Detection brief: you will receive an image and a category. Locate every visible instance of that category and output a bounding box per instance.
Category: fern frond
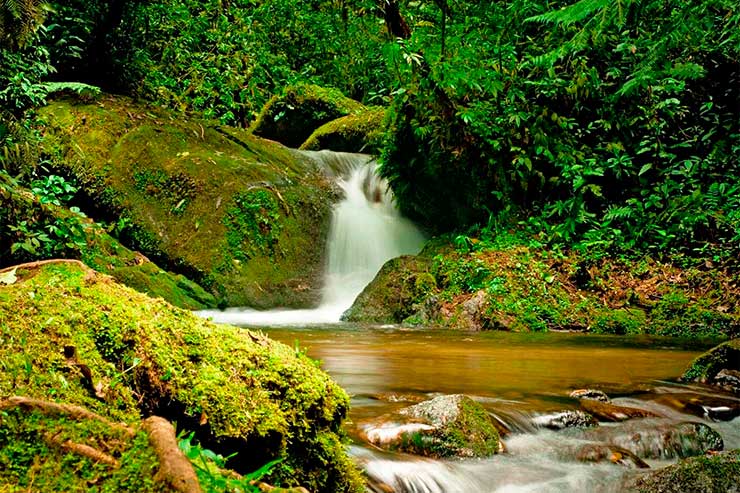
[525,0,612,26]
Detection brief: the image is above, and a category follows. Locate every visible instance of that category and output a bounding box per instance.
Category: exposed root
[43,432,120,467]
[143,416,203,493]
[0,396,135,437]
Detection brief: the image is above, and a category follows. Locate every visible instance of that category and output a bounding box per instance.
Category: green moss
[629,449,740,493]
[650,290,737,338]
[592,308,646,335]
[299,106,386,153]
[682,338,740,382]
[0,409,166,493]
[250,84,367,148]
[39,95,335,308]
[0,262,362,492]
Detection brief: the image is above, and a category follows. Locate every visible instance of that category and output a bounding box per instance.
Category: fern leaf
[525,0,611,26]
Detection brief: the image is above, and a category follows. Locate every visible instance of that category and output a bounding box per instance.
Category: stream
[197,152,739,492]
[256,326,739,493]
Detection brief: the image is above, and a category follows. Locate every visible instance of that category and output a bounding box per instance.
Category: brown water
[251,326,739,493]
[258,326,709,423]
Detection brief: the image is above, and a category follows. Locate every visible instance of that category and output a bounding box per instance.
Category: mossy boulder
[250,84,366,148]
[360,395,501,458]
[300,106,386,153]
[0,262,363,492]
[39,95,336,308]
[0,174,215,309]
[341,255,434,324]
[682,338,740,393]
[625,449,740,493]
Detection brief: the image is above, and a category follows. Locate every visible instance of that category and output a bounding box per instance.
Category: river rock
[531,410,598,430]
[651,392,740,421]
[580,398,659,422]
[624,449,740,493]
[578,421,724,460]
[682,339,740,394]
[713,369,740,395]
[360,395,502,458]
[40,96,336,308]
[438,290,491,331]
[569,389,611,402]
[342,255,435,324]
[574,443,650,469]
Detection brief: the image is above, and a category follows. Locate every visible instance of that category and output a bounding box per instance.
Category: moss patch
[300,106,386,153]
[249,84,367,148]
[39,95,335,308]
[0,174,215,309]
[0,262,363,492]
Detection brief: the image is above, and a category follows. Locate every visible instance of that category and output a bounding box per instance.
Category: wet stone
[651,392,740,422]
[574,443,650,469]
[713,369,740,395]
[580,399,659,422]
[569,389,611,402]
[531,410,598,430]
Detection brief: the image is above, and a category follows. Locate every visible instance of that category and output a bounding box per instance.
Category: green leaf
[638,163,653,176]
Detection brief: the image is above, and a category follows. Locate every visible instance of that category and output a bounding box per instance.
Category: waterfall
[198,151,425,325]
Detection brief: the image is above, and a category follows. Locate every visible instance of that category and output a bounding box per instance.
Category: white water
[198,152,425,325]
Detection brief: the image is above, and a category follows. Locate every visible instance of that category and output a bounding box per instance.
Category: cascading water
[197,151,425,325]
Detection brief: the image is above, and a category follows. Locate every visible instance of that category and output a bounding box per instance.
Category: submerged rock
[651,392,740,421]
[531,410,598,430]
[574,443,650,469]
[250,83,366,148]
[360,395,501,458]
[713,369,740,395]
[580,398,660,422]
[625,449,740,493]
[0,262,363,492]
[578,421,724,460]
[569,389,611,402]
[40,96,335,308]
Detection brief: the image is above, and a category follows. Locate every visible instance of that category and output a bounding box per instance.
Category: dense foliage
[380,0,740,259]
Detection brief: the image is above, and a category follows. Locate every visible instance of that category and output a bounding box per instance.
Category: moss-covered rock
[0,174,215,309]
[625,449,740,493]
[250,84,366,148]
[341,255,434,324]
[299,106,386,153]
[344,234,740,337]
[39,95,336,308]
[0,262,363,492]
[359,395,501,458]
[681,338,740,392]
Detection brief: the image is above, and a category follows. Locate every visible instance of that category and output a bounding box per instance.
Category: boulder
[250,84,366,148]
[40,96,336,308]
[360,395,501,458]
[578,421,724,460]
[342,255,435,324]
[624,449,740,493]
[713,369,740,395]
[0,262,363,492]
[300,106,386,153]
[651,392,740,421]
